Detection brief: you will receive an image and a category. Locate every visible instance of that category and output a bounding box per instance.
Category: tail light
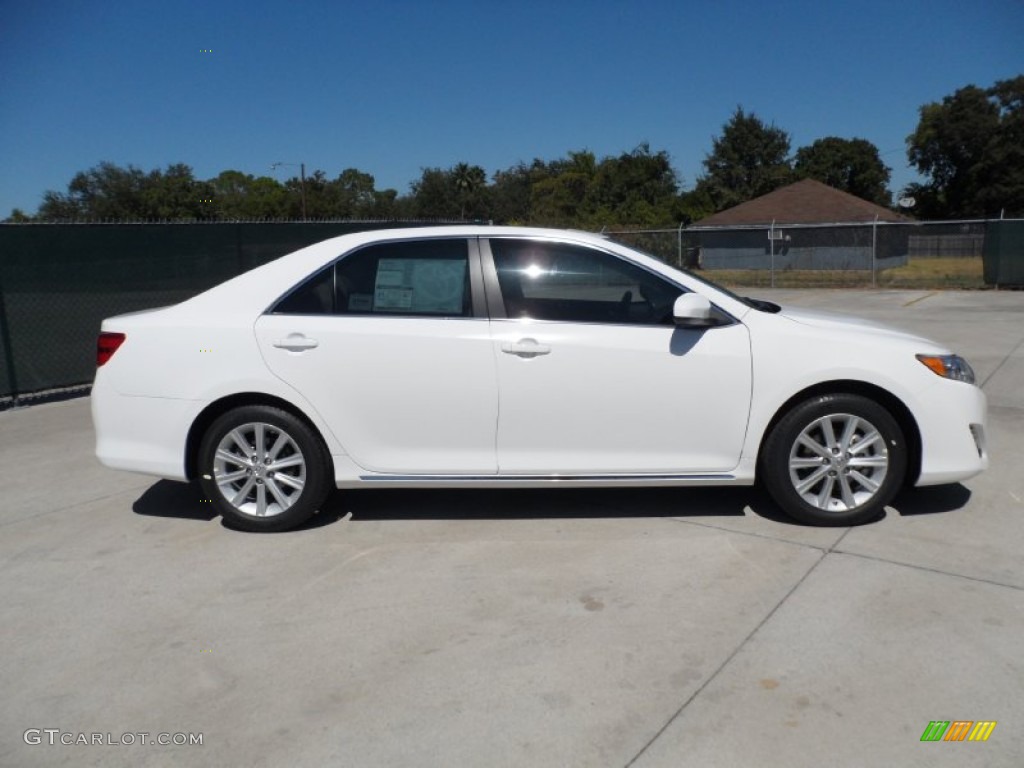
[97,332,126,367]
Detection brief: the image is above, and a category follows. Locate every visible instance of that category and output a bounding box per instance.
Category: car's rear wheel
[761,394,906,526]
[198,405,332,532]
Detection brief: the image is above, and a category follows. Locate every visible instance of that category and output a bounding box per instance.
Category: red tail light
[97,332,126,367]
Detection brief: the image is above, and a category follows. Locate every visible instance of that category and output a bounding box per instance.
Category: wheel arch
[756,380,922,487]
[185,393,334,481]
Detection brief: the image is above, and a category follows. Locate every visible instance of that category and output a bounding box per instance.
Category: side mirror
[672,293,718,328]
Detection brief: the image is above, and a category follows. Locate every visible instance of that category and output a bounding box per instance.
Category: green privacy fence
[0,221,445,406]
[983,220,1024,286]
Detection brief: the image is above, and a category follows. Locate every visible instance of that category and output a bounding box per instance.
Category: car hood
[776,305,944,349]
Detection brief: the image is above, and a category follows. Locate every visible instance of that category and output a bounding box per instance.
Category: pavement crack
[981,333,1024,389]
[829,548,1023,591]
[623,549,829,768]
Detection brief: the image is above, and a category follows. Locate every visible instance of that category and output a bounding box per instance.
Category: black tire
[197,405,332,532]
[761,393,906,526]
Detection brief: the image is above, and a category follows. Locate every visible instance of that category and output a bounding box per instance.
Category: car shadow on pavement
[130,479,973,532]
[890,483,972,517]
[325,485,795,525]
[132,480,219,523]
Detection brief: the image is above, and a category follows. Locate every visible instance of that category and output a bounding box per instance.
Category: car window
[272,264,335,315]
[490,239,683,325]
[273,239,472,317]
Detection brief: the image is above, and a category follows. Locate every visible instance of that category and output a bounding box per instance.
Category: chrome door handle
[273,335,319,351]
[501,338,551,358]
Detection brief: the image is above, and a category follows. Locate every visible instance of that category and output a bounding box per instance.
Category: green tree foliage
[696,107,793,212]
[530,150,598,226]
[3,208,33,223]
[410,164,489,220]
[906,76,1024,218]
[794,137,892,206]
[38,162,214,220]
[32,162,401,221]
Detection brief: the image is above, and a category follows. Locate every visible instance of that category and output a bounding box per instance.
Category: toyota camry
[92,227,988,531]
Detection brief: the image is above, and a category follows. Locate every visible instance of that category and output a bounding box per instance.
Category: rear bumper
[91,375,200,481]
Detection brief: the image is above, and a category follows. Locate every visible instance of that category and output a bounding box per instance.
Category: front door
[485,237,752,474]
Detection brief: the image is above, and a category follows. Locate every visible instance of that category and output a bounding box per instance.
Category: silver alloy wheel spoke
[216,448,248,467]
[848,431,881,454]
[838,474,856,507]
[218,468,249,483]
[231,476,257,506]
[272,472,305,492]
[229,428,252,457]
[265,477,290,508]
[268,432,289,461]
[798,434,832,459]
[796,466,830,493]
[789,412,889,513]
[269,455,304,470]
[212,422,306,518]
[848,455,888,468]
[850,469,879,492]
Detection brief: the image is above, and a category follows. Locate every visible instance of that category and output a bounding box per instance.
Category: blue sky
[1,0,1022,217]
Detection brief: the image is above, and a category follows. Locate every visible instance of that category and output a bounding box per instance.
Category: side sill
[341,473,746,489]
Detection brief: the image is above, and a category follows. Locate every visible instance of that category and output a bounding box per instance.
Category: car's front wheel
[761,393,907,526]
[197,405,332,532]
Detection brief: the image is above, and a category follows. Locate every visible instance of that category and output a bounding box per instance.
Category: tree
[906,76,1024,218]
[529,150,597,226]
[590,144,680,226]
[490,162,538,224]
[3,208,33,223]
[410,163,489,220]
[794,137,891,206]
[451,163,487,219]
[695,107,793,212]
[37,162,210,220]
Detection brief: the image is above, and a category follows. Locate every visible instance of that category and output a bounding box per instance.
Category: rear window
[272,239,471,317]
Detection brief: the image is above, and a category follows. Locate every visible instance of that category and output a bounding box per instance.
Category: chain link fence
[0,221,449,408]
[2,218,1021,409]
[605,219,1023,290]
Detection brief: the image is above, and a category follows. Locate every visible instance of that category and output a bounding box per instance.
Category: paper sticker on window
[374,258,466,313]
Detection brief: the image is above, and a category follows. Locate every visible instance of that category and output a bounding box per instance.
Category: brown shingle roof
[693,179,906,226]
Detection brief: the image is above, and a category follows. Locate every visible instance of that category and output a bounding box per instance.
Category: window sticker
[348,293,373,311]
[374,258,466,313]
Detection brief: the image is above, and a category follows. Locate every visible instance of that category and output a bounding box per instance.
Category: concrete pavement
[1,289,1022,767]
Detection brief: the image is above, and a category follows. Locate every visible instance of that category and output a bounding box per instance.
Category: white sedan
[92,227,988,531]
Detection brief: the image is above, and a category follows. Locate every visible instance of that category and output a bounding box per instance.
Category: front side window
[490,239,682,324]
[273,238,471,317]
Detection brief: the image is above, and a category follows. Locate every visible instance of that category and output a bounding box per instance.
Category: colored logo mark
[920,720,996,742]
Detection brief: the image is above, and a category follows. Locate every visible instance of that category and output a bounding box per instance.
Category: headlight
[916,354,976,384]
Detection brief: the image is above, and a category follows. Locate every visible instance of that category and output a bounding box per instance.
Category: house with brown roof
[690,179,909,271]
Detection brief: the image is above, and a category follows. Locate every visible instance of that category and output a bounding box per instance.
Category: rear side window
[272,238,472,317]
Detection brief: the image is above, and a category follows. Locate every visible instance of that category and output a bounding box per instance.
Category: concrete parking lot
[1,289,1022,767]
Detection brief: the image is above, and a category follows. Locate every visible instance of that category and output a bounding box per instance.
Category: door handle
[501,338,551,358]
[273,335,319,351]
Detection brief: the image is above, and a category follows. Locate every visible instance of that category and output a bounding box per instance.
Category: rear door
[255,237,499,474]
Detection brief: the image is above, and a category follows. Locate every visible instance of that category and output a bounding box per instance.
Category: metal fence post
[769,219,776,289]
[0,271,19,404]
[871,215,878,288]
